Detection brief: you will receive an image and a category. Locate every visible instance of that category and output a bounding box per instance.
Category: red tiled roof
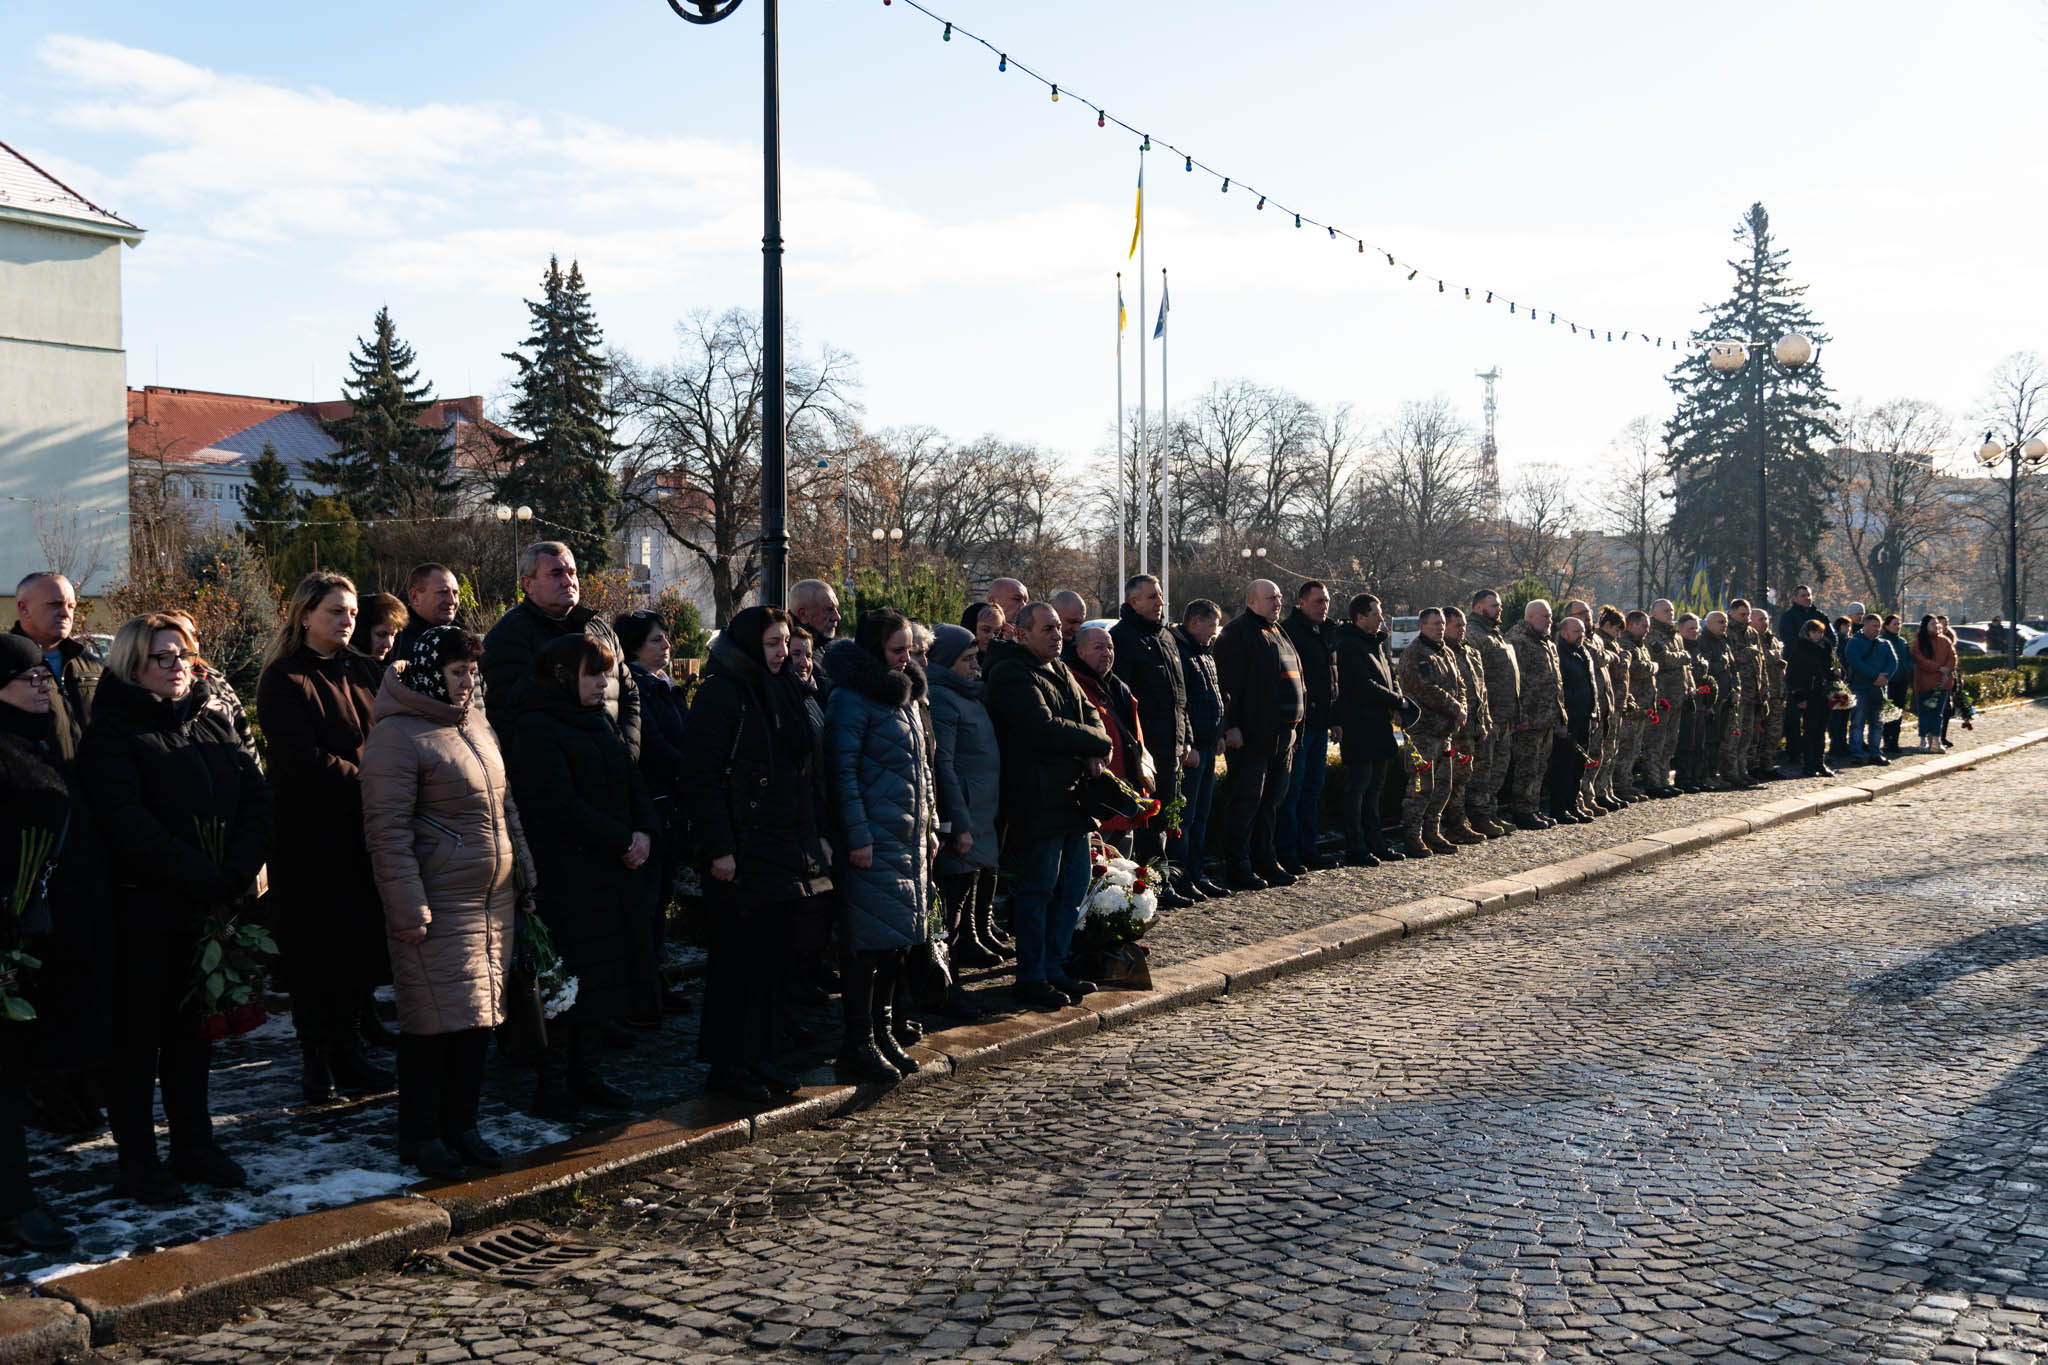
[127,386,512,473]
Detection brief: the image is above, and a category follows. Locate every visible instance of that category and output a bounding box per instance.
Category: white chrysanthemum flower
[1108,857,1140,874]
[1132,892,1157,921]
[1103,869,1135,890]
[1091,889,1126,914]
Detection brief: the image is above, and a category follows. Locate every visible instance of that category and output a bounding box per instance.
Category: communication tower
[1476,366,1500,517]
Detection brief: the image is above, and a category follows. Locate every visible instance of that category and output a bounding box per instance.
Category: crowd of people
[0,554,1980,1254]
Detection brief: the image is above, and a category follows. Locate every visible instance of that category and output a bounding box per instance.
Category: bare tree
[1963,352,2048,620]
[1598,415,1677,606]
[1501,462,1581,590]
[1290,403,1361,562]
[31,500,110,593]
[615,309,859,625]
[1369,396,1487,606]
[1831,398,1952,612]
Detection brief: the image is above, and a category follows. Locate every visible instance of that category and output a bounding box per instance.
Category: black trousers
[396,1028,490,1148]
[1546,720,1590,813]
[698,898,794,1068]
[106,1014,213,1164]
[1341,749,1389,855]
[1221,728,1297,871]
[1791,696,1828,773]
[1827,705,1852,760]
[0,1066,29,1219]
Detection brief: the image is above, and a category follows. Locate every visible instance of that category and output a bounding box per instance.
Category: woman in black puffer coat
[682,606,833,1102]
[80,614,272,1206]
[511,633,660,1123]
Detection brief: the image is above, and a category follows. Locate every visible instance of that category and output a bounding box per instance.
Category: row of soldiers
[1391,592,1787,855]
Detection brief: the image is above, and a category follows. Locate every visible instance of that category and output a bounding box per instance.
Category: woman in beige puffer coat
[360,626,534,1180]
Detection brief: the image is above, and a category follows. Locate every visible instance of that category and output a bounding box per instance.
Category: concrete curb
[20,721,2047,1356]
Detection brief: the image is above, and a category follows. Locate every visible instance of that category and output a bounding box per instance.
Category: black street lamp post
[1975,431,2048,669]
[1706,333,1814,608]
[665,0,788,607]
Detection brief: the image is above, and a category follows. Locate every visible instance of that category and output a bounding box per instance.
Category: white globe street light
[494,504,513,522]
[1707,340,1749,374]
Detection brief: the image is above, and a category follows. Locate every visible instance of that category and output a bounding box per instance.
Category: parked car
[2024,634,2048,658]
[1956,622,2040,654]
[1388,615,1422,655]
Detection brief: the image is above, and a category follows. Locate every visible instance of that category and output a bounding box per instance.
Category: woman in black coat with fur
[512,634,661,1123]
[682,606,833,1102]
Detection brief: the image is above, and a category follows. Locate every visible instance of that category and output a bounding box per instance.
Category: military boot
[1422,819,1458,855]
[1441,812,1487,846]
[1399,824,1432,859]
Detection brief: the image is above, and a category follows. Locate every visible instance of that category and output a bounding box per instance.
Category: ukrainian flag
[1128,166,1142,259]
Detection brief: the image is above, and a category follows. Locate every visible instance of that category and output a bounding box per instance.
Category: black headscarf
[724,606,815,768]
[404,625,468,706]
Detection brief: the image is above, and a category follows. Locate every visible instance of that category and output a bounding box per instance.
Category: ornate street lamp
[1976,431,2048,667]
[665,0,789,607]
[1706,333,1814,606]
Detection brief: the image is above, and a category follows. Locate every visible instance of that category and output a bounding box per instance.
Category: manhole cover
[425,1222,617,1285]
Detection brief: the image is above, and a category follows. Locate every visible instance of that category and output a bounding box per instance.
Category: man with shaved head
[987,579,1029,636]
[1212,579,1306,890]
[1049,590,1090,644]
[11,571,101,761]
[1639,598,1693,796]
[1502,599,1566,829]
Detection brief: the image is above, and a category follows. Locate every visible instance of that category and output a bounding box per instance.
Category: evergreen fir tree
[494,257,620,567]
[305,306,458,521]
[235,441,301,564]
[1663,202,1840,597]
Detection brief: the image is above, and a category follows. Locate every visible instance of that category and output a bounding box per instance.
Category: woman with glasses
[257,574,390,1104]
[0,637,113,1249]
[79,615,272,1204]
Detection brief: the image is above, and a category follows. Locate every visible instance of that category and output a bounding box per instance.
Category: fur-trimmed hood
[822,638,926,711]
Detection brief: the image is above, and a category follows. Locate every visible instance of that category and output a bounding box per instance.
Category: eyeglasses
[12,671,53,689]
[147,649,198,670]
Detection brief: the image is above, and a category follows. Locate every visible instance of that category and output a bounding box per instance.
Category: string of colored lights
[880,0,1703,353]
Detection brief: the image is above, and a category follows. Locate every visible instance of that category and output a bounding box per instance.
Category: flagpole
[1137,148,1148,578]
[1159,265,1169,611]
[1116,272,1125,592]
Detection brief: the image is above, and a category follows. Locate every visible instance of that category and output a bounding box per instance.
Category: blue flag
[1153,277,1170,340]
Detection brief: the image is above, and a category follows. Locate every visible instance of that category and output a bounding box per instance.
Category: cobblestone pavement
[94,730,2048,1363]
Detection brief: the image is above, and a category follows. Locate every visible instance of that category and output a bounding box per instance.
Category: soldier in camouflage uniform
[1464,590,1520,837]
[1505,600,1567,829]
[1641,601,1691,796]
[1724,598,1768,789]
[1613,610,1655,799]
[1677,613,1715,790]
[1697,611,1745,789]
[1593,607,1634,807]
[1441,606,1491,844]
[1753,609,1788,778]
[1395,608,1467,856]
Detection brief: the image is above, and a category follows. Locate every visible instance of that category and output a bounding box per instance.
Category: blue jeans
[1851,688,1885,757]
[1273,726,1328,861]
[1008,831,1092,985]
[1914,689,1945,740]
[1169,748,1219,882]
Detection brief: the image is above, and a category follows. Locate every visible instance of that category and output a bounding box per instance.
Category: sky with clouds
[3,0,2043,483]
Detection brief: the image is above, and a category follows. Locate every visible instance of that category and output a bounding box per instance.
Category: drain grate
[425,1222,617,1286]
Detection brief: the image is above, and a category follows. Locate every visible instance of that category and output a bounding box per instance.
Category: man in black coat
[984,602,1112,1010]
[1776,584,1828,761]
[1783,619,1836,777]
[1109,573,1194,906]
[10,572,102,763]
[1333,593,1417,866]
[483,541,641,766]
[1212,579,1306,891]
[1276,581,1339,873]
[1171,600,1229,899]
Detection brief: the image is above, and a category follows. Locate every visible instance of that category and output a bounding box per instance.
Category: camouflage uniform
[1594,627,1632,803]
[1396,634,1466,851]
[1466,613,1521,826]
[1695,627,1743,785]
[1642,616,1692,791]
[1727,619,1767,784]
[1615,629,1655,796]
[1446,636,1491,841]
[1578,628,1613,810]
[1678,634,1718,788]
[1753,621,1788,777]
[1505,619,1567,817]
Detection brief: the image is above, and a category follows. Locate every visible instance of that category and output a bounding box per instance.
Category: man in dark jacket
[391,563,463,663]
[1109,574,1195,906]
[1783,619,1836,777]
[984,602,1112,1010]
[11,572,101,763]
[483,541,641,765]
[1212,579,1306,890]
[1275,581,1339,873]
[1333,593,1417,865]
[1171,600,1229,899]
[1777,584,1828,762]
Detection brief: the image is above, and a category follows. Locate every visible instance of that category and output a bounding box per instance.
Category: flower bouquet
[1826,681,1854,711]
[1878,698,1904,726]
[1068,841,1159,990]
[1405,748,1433,793]
[185,818,276,1040]
[0,822,63,1024]
[523,910,579,1020]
